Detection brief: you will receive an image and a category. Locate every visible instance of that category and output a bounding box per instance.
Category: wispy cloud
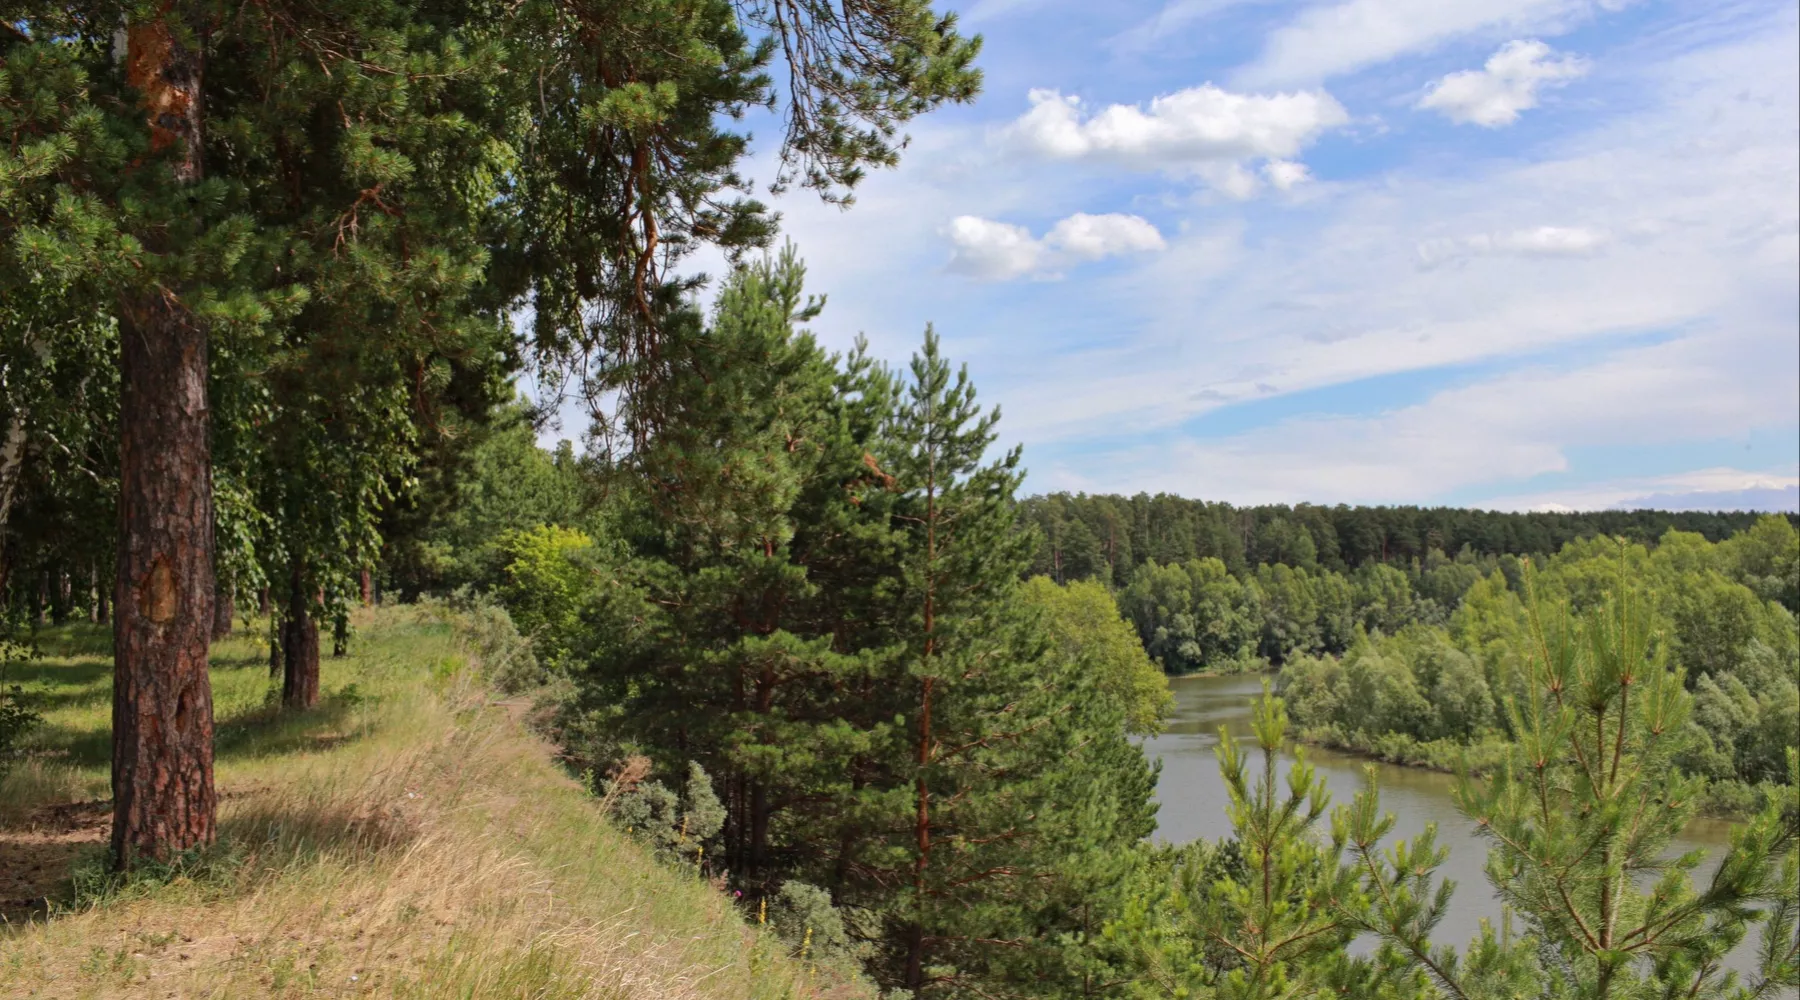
[1417,224,1610,266]
[1478,469,1800,512]
[996,16,1797,454]
[1108,0,1280,54]
[1236,0,1627,86]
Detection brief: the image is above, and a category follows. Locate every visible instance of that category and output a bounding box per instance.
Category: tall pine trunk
[211,575,233,640]
[281,559,320,709]
[112,10,216,869]
[54,566,72,623]
[113,294,217,867]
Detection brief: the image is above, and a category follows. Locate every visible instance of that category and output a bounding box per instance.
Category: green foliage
[432,591,543,693]
[1448,564,1800,998]
[1718,515,1800,612]
[1022,575,1171,734]
[1112,685,1536,999]
[1123,567,1799,999]
[1119,558,1263,674]
[1022,492,1784,585]
[769,880,857,966]
[540,253,1160,997]
[397,400,589,594]
[1277,529,1800,821]
[608,761,727,870]
[495,525,599,667]
[1185,687,1364,997]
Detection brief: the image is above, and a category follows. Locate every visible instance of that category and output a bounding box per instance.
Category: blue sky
[556,0,1800,512]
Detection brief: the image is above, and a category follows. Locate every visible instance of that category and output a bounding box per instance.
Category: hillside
[0,607,844,999]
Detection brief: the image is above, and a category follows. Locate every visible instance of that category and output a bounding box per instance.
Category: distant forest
[1020,492,1795,585]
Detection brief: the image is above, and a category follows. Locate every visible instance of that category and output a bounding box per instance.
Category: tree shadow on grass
[25,625,113,660]
[19,687,374,775]
[9,658,112,715]
[212,687,374,764]
[22,722,113,772]
[208,649,272,672]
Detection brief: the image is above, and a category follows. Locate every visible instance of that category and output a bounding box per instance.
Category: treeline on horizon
[1021,490,1790,585]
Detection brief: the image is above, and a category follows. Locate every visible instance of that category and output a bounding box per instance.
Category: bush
[767,880,854,965]
[604,760,725,870]
[495,524,597,667]
[441,590,543,692]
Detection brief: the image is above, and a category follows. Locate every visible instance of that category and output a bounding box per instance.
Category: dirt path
[0,799,108,924]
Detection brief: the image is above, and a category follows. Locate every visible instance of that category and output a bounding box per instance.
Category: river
[1143,673,1759,969]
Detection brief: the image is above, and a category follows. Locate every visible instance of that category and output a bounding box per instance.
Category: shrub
[442,589,543,692]
[604,760,725,870]
[495,524,596,667]
[767,880,854,965]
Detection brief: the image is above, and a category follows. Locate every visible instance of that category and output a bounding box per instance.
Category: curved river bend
[1144,674,1750,965]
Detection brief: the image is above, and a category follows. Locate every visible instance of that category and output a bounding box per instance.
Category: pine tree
[1445,560,1799,998]
[5,0,978,865]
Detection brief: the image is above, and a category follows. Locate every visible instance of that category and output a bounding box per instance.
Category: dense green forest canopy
[1021,490,1791,585]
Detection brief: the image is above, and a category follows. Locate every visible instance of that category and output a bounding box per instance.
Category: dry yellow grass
[0,607,854,999]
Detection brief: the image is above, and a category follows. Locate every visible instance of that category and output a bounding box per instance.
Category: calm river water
[1143,673,1755,966]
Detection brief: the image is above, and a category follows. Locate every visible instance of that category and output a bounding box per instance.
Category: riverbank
[1147,671,1760,973]
[0,608,842,998]
[1290,722,1791,821]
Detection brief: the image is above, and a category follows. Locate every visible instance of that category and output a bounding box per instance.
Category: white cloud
[948,212,1166,281]
[1238,0,1623,86]
[1418,224,1610,265]
[1263,159,1312,191]
[703,4,1796,506]
[1419,40,1589,126]
[1046,213,1169,260]
[1006,85,1347,192]
[946,216,1048,281]
[991,16,1798,501]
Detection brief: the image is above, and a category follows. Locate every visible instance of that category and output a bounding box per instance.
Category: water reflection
[1143,673,1750,967]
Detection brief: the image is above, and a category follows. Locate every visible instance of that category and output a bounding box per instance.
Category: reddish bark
[111,7,216,870]
[359,568,372,606]
[113,291,217,868]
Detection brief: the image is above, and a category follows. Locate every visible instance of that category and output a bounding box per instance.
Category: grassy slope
[1,607,845,999]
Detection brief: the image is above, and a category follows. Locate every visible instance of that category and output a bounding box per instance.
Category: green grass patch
[0,607,844,999]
